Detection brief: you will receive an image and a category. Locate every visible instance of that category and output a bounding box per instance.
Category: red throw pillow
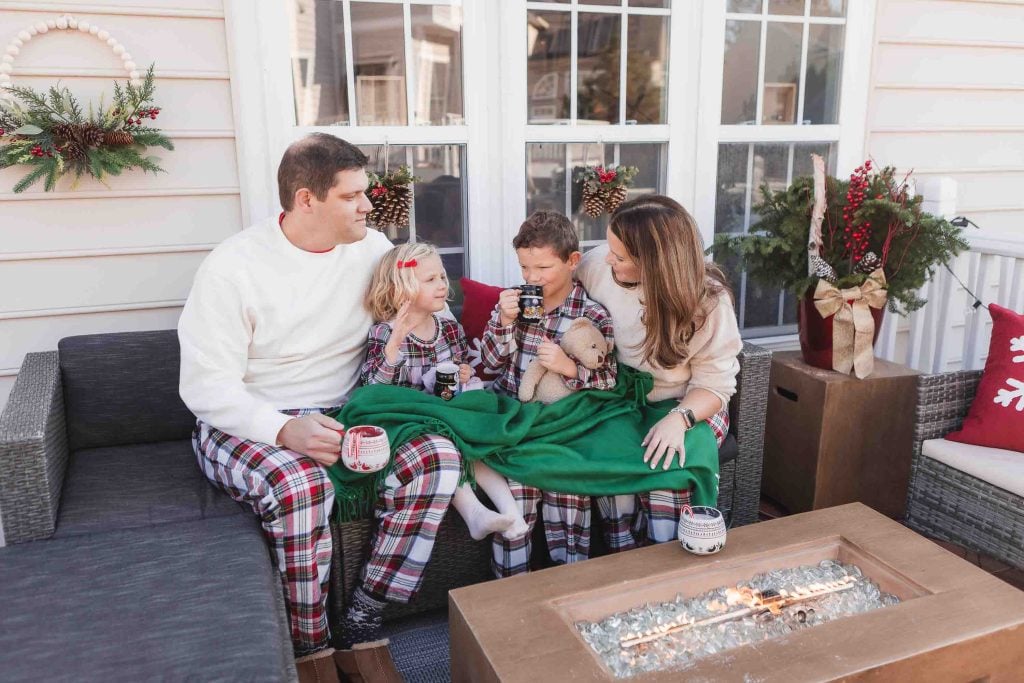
[946,303,1024,452]
[459,277,504,381]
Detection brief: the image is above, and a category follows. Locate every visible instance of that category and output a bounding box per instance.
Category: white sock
[472,462,530,541]
[452,483,516,541]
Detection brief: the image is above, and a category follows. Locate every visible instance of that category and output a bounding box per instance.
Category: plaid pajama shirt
[481,281,620,575]
[194,411,460,655]
[359,315,468,388]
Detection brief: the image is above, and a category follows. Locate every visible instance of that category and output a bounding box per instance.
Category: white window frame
[691,0,876,341]
[225,0,874,300]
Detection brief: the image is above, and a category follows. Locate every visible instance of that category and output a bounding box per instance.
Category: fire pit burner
[576,560,899,678]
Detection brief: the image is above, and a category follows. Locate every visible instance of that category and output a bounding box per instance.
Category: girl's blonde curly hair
[365,242,447,322]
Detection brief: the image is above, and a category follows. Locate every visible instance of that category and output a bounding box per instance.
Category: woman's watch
[670,406,697,430]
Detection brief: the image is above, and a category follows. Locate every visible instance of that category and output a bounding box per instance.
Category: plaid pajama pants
[491,407,730,576]
[193,410,460,655]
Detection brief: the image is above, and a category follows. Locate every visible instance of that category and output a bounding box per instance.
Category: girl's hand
[458,363,473,384]
[642,412,689,471]
[536,339,577,378]
[391,300,416,340]
[497,289,521,327]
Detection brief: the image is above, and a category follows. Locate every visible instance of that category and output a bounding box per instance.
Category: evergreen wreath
[0,65,172,192]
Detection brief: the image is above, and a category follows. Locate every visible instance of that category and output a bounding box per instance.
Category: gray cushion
[718,433,738,466]
[54,439,244,538]
[0,515,295,682]
[59,330,195,451]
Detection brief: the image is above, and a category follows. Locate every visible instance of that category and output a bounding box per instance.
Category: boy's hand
[497,289,521,327]
[536,339,577,378]
[277,414,344,466]
[458,363,473,384]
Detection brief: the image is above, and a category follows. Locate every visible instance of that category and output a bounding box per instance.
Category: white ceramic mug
[339,425,390,473]
[677,505,727,555]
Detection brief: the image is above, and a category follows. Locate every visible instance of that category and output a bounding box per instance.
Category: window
[707,0,851,336]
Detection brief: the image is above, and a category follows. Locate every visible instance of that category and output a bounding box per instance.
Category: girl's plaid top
[360,314,469,389]
[480,281,617,396]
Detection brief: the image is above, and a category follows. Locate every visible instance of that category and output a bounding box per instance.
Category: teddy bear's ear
[569,318,591,330]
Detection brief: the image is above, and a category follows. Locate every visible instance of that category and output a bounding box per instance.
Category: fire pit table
[450,503,1024,681]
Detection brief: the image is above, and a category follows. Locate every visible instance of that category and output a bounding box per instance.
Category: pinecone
[369,186,412,229]
[53,122,76,141]
[80,124,104,147]
[62,142,86,161]
[857,251,882,274]
[582,184,605,218]
[604,186,628,214]
[102,130,135,146]
[810,254,838,283]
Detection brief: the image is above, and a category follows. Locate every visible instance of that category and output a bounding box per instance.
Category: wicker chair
[330,341,772,627]
[905,371,1024,570]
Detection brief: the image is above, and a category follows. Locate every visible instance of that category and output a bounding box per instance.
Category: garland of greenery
[0,65,173,192]
[711,162,969,315]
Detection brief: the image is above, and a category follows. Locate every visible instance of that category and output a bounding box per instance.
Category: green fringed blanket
[326,365,719,521]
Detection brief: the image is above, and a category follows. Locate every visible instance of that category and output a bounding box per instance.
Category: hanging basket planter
[575,164,639,218]
[366,164,419,230]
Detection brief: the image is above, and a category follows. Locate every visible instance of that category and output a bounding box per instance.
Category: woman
[577,195,742,544]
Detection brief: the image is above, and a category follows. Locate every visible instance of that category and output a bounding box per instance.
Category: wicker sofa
[0,330,770,646]
[905,370,1024,570]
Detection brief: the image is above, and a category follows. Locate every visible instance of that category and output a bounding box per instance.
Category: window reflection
[410,5,464,125]
[289,0,349,126]
[527,12,571,123]
[577,13,621,124]
[351,2,408,126]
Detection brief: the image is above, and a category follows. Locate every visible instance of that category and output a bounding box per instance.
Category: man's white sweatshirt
[178,217,392,445]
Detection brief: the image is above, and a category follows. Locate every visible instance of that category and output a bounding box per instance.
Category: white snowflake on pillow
[993,336,1024,411]
[466,336,501,388]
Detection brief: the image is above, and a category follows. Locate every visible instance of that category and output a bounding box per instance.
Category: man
[179,133,460,682]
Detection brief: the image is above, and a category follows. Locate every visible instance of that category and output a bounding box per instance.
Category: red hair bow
[396,259,418,269]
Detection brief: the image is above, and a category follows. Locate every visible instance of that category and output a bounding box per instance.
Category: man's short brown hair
[512,210,579,261]
[277,133,368,211]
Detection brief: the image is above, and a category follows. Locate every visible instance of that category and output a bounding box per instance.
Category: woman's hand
[536,339,577,378]
[642,412,688,471]
[497,289,521,327]
[458,363,473,384]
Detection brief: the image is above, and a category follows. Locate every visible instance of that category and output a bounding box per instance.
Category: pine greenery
[0,65,173,192]
[711,165,969,315]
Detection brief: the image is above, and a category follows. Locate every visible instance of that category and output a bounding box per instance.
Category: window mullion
[342,0,358,126]
[797,19,810,125]
[618,6,628,125]
[755,13,768,126]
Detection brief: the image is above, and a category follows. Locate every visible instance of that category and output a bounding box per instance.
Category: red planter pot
[797,290,885,371]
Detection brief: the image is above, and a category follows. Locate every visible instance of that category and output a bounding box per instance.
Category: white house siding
[0,0,242,412]
[865,0,1024,371]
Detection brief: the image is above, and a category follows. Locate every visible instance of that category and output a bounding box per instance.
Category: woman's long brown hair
[609,195,731,369]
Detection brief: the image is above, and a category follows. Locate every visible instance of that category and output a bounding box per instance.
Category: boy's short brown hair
[512,210,579,261]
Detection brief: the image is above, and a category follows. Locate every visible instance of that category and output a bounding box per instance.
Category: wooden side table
[762,351,919,519]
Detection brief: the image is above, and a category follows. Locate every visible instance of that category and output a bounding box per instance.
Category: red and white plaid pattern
[360,434,461,601]
[479,281,616,396]
[194,413,461,654]
[360,315,468,388]
[193,409,335,655]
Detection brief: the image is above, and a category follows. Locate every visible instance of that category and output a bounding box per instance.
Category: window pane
[410,5,465,126]
[626,15,668,124]
[442,252,465,309]
[630,0,670,7]
[804,24,844,124]
[527,12,571,123]
[727,0,763,12]
[721,20,760,124]
[810,0,846,17]
[569,143,611,241]
[715,143,749,235]
[762,22,802,124]
[289,0,349,126]
[619,143,663,202]
[350,2,407,125]
[412,145,465,248]
[751,143,789,224]
[769,0,805,15]
[791,141,836,179]
[583,0,621,5]
[527,143,568,216]
[577,13,621,124]
[744,280,783,327]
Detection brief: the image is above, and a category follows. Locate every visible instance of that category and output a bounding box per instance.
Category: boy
[479,210,621,576]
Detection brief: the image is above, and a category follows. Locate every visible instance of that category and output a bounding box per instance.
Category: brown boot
[334,639,402,683]
[295,647,341,683]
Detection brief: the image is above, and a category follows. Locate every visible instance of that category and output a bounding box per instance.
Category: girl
[361,242,529,541]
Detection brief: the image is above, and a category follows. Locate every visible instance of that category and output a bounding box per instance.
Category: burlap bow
[813,269,888,378]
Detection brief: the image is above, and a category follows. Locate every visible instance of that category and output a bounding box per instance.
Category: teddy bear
[518,317,614,404]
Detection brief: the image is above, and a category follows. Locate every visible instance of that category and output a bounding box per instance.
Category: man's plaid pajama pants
[193,410,459,655]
